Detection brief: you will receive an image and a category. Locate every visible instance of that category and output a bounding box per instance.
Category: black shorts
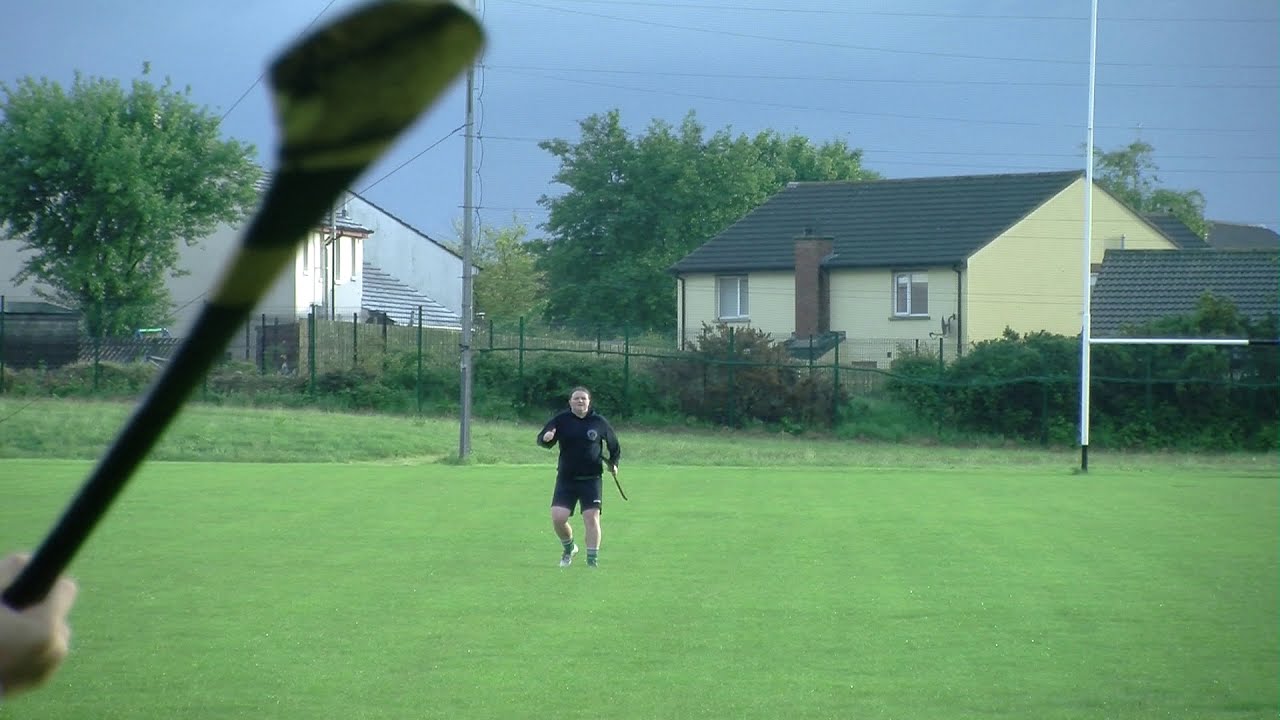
[551,475,603,516]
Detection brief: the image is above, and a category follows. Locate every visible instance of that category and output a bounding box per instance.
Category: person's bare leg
[552,505,577,566]
[583,508,601,566]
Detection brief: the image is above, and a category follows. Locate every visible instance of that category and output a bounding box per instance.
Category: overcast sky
[2,0,1276,245]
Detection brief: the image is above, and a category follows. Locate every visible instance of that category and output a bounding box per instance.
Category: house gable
[964,177,1180,341]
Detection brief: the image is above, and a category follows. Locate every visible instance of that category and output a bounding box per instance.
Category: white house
[0,188,469,360]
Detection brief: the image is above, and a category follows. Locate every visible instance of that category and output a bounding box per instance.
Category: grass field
[0,400,1277,718]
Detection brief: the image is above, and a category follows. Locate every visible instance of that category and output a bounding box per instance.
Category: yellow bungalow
[669,170,1204,366]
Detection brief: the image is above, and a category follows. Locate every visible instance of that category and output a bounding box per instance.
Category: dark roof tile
[671,170,1082,273]
[1206,221,1280,251]
[1141,213,1209,249]
[1091,249,1280,336]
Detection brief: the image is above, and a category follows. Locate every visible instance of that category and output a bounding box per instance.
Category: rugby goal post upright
[1078,0,1099,472]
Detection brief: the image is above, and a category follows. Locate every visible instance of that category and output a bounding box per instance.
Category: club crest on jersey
[587,429,599,441]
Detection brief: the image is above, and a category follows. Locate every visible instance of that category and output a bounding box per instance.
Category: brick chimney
[794,231,833,340]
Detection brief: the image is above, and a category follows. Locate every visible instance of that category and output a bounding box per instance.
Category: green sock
[562,538,575,554]
[587,548,598,565]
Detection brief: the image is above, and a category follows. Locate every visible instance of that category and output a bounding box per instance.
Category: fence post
[353,312,359,369]
[518,316,526,389]
[488,318,494,350]
[727,326,736,427]
[808,334,816,426]
[832,339,840,426]
[936,336,945,439]
[307,306,317,395]
[596,327,602,358]
[244,321,250,362]
[258,313,267,374]
[623,325,631,416]
[1040,377,1050,447]
[0,295,5,395]
[416,306,424,415]
[1152,345,1162,415]
[93,330,101,393]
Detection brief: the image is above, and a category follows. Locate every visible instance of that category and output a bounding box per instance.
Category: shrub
[653,323,846,429]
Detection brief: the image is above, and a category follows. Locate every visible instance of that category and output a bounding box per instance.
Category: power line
[535,0,1279,24]
[503,0,1280,70]
[482,63,1277,90]
[219,0,343,122]
[873,159,1277,176]
[360,124,468,194]
[483,133,1280,164]
[490,68,1273,134]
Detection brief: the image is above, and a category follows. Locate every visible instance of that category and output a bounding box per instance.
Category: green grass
[0,399,1276,717]
[1,456,1276,719]
[2,397,1276,471]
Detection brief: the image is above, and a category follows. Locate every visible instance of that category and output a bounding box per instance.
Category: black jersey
[537,409,621,480]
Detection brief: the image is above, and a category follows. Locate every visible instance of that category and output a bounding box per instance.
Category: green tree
[538,109,877,333]
[0,69,259,337]
[471,218,547,323]
[1094,140,1207,237]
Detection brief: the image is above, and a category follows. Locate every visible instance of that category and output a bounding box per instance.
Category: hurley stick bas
[2,0,483,610]
[610,468,628,501]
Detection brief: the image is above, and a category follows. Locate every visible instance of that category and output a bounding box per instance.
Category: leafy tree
[538,110,877,333]
[471,218,547,324]
[1093,140,1207,237]
[0,69,259,336]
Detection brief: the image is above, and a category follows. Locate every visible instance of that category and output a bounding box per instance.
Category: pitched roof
[1141,213,1209,249]
[670,170,1082,273]
[1091,249,1280,337]
[348,192,463,262]
[361,262,461,329]
[0,300,77,315]
[252,173,374,235]
[1206,221,1280,251]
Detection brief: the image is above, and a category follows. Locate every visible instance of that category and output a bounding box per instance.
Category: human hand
[609,464,618,479]
[0,553,77,697]
[542,428,556,443]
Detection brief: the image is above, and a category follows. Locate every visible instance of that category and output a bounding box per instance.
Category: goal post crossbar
[1089,337,1279,347]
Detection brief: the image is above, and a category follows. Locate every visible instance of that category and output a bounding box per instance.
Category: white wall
[0,238,39,302]
[343,193,466,317]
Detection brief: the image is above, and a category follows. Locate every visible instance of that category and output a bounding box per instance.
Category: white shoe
[559,544,578,568]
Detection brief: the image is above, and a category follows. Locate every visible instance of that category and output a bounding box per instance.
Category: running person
[537,386,620,568]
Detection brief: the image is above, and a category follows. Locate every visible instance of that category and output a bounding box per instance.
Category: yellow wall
[965,178,1177,341]
[679,271,793,346]
[828,266,959,364]
[680,268,959,365]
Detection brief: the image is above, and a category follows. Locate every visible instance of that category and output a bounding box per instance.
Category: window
[717,276,749,320]
[301,237,311,275]
[894,272,928,316]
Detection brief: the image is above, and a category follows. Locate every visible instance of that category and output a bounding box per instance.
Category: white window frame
[893,271,929,317]
[717,275,749,320]
[333,235,342,283]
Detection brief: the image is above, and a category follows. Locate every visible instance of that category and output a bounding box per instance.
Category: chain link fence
[2,301,1275,450]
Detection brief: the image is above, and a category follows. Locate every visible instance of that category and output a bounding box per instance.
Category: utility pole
[458,2,478,459]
